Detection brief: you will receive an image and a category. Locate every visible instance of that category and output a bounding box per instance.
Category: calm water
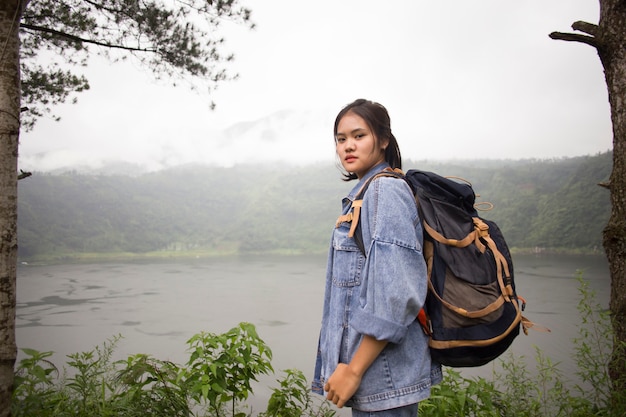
[16,253,610,414]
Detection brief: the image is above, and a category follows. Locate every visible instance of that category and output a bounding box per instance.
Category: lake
[16,253,610,415]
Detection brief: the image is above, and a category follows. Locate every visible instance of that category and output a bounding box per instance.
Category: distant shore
[17,246,606,266]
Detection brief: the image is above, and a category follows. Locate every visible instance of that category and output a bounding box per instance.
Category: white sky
[19,0,613,172]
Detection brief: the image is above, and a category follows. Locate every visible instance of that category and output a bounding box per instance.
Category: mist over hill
[17,153,612,261]
[18,108,337,174]
[20,106,613,175]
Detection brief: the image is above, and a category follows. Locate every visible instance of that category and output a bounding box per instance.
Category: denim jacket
[312,163,442,412]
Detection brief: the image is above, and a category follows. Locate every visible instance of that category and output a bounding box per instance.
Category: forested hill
[17,152,612,261]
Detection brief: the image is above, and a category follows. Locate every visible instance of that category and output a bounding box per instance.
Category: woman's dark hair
[334,98,402,181]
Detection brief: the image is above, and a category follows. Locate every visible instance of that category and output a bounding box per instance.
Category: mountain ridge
[17,153,612,261]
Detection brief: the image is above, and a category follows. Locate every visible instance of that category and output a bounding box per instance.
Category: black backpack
[341,168,533,367]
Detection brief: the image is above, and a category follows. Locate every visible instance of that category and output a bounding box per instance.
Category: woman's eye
[336,137,346,143]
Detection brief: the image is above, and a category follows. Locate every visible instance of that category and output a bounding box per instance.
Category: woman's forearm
[348,335,388,376]
[324,335,388,408]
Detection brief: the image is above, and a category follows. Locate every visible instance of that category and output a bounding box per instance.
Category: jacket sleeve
[350,176,428,344]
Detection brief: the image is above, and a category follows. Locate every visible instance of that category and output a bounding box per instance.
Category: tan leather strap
[335,199,363,237]
[347,200,362,238]
[476,220,513,301]
[521,315,551,335]
[335,211,353,228]
[423,221,477,248]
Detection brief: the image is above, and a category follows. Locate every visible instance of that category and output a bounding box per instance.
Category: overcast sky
[19,0,613,172]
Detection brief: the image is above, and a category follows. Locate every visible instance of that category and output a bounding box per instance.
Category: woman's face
[336,112,388,179]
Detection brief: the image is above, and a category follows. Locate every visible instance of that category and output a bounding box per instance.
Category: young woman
[312,99,441,416]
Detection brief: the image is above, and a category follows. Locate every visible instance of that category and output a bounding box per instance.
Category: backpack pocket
[439,267,504,328]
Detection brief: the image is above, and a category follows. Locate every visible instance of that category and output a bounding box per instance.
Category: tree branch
[572,20,598,36]
[549,31,598,48]
[549,20,599,48]
[17,170,32,180]
[19,23,157,53]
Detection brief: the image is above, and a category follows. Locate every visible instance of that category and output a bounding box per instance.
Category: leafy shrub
[260,369,336,417]
[419,369,504,417]
[12,323,330,417]
[183,322,273,416]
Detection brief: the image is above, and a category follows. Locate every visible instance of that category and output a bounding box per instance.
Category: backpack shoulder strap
[335,168,405,255]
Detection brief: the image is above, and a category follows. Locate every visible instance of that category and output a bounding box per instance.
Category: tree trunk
[550,0,626,406]
[0,1,24,415]
[597,0,626,398]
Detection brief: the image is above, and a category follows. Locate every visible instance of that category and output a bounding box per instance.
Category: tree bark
[596,0,626,398]
[0,1,25,415]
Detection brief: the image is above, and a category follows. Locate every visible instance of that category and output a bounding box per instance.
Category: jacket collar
[347,162,391,201]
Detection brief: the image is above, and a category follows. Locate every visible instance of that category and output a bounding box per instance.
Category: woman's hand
[324,363,362,408]
[323,335,388,408]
